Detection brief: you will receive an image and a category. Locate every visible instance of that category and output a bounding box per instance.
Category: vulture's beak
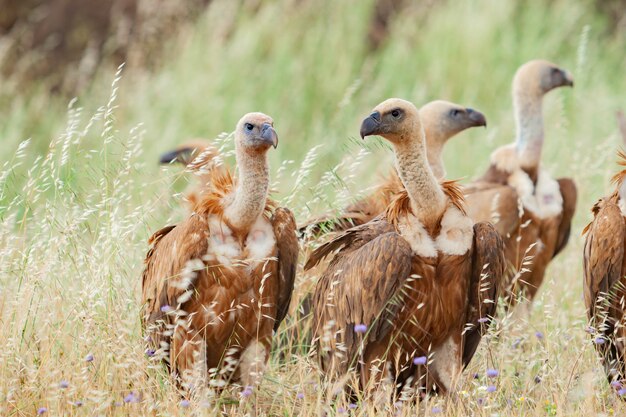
[360,111,382,139]
[159,148,192,164]
[562,69,574,87]
[466,108,487,128]
[260,123,279,149]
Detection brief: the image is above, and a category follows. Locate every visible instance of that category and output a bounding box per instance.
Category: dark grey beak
[466,108,487,127]
[562,69,574,87]
[260,123,278,149]
[360,111,381,139]
[159,148,194,165]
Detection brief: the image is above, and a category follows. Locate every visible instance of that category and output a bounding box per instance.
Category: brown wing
[141,215,209,351]
[304,216,396,270]
[271,207,299,331]
[553,177,577,257]
[312,222,413,374]
[462,222,505,368]
[583,197,626,384]
[464,182,521,239]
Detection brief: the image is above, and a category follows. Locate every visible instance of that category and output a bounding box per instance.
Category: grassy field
[1,0,626,415]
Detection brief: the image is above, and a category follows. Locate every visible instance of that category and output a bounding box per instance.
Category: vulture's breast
[508,169,563,219]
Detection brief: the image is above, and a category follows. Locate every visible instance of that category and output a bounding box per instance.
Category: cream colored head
[235,112,278,155]
[420,100,487,144]
[513,59,574,98]
[359,98,422,144]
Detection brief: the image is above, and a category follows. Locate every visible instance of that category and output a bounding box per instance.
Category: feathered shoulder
[384,178,466,227]
[192,168,275,219]
[582,150,626,235]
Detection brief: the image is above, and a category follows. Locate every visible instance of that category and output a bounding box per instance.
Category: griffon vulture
[306,99,505,395]
[464,60,576,304]
[141,113,298,389]
[300,100,487,237]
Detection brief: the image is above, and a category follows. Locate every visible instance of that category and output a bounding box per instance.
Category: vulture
[141,113,298,389]
[300,100,487,237]
[464,60,577,305]
[159,139,228,208]
[306,99,505,395]
[583,118,626,392]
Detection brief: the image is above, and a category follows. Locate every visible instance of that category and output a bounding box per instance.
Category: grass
[1,0,626,415]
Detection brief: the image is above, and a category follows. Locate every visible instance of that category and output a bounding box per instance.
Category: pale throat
[394,132,446,224]
[425,132,446,180]
[223,148,270,231]
[514,93,545,169]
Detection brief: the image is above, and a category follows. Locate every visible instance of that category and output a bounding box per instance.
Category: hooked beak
[466,108,487,128]
[562,69,574,87]
[260,123,278,149]
[159,147,194,165]
[360,111,381,139]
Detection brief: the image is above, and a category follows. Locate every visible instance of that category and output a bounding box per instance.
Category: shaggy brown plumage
[142,113,298,390]
[307,99,505,396]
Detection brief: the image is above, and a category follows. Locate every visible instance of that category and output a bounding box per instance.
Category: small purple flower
[348,403,357,410]
[585,326,595,334]
[534,376,542,384]
[180,399,190,408]
[486,369,499,378]
[296,392,305,400]
[473,373,479,379]
[594,337,606,345]
[535,331,544,340]
[145,348,156,357]
[241,386,253,398]
[337,407,346,413]
[486,385,497,393]
[73,401,83,407]
[59,380,69,389]
[85,353,94,362]
[413,356,427,365]
[161,305,172,313]
[431,406,442,414]
[611,381,622,389]
[37,408,47,415]
[124,392,139,403]
[619,388,626,396]
[354,324,367,334]
[478,317,489,323]
[477,398,485,406]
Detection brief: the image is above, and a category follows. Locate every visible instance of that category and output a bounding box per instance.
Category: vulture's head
[235,112,278,154]
[514,60,574,97]
[420,100,487,145]
[360,98,422,144]
[159,139,212,166]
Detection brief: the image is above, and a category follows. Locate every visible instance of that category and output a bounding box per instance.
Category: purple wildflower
[59,380,69,389]
[180,399,190,408]
[354,324,367,333]
[296,392,305,400]
[619,388,626,396]
[431,406,442,414]
[241,386,253,398]
[477,398,485,406]
[585,326,595,334]
[486,369,499,378]
[534,376,542,384]
[161,305,172,313]
[535,331,544,340]
[473,373,479,379]
[594,337,606,345]
[123,392,139,403]
[348,403,357,410]
[37,408,47,415]
[478,317,489,323]
[145,348,155,357]
[73,401,83,407]
[337,406,346,413]
[413,356,427,365]
[486,385,497,393]
[611,381,622,389]
[84,353,94,362]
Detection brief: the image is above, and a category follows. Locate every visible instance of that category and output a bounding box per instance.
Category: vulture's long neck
[514,90,544,170]
[224,148,270,231]
[394,128,446,225]
[425,131,446,180]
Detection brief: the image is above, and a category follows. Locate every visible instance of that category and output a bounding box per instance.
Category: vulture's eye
[450,109,461,117]
[245,123,254,131]
[391,109,401,118]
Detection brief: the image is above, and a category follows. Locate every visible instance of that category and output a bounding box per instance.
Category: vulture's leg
[430,333,463,393]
